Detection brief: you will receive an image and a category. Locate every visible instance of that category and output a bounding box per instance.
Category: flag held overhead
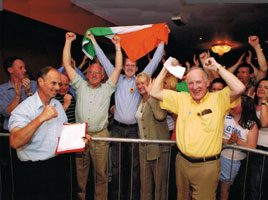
[82,23,169,62]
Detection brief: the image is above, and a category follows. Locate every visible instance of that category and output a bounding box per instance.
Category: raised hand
[112,36,121,45]
[63,94,72,110]
[203,57,220,72]
[246,50,252,65]
[193,54,200,68]
[248,35,260,48]
[65,32,76,42]
[199,51,209,67]
[40,105,58,122]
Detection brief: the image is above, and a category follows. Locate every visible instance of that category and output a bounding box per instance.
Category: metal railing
[1,133,268,200]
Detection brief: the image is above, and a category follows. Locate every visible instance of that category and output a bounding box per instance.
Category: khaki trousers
[76,129,109,200]
[139,145,169,200]
[175,153,221,200]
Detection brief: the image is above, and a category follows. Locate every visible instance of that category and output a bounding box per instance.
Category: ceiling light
[211,43,231,56]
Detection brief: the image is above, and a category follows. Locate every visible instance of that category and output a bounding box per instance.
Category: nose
[55,83,60,91]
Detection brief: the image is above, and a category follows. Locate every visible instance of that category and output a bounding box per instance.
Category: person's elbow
[9,135,19,149]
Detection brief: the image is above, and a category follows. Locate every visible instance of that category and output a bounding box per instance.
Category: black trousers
[13,154,71,200]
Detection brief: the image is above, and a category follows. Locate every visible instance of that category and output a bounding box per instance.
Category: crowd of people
[0,29,268,200]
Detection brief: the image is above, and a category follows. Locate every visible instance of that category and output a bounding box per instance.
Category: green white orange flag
[82,22,169,62]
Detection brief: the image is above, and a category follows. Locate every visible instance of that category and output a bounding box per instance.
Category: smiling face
[59,74,70,96]
[8,59,26,81]
[186,68,210,103]
[237,67,251,86]
[210,82,224,92]
[86,63,104,88]
[136,75,149,96]
[38,69,61,99]
[123,58,138,79]
[257,80,268,99]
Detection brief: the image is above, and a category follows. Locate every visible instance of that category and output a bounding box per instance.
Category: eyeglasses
[125,64,136,67]
[88,71,101,75]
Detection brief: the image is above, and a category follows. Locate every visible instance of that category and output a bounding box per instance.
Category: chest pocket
[200,110,217,132]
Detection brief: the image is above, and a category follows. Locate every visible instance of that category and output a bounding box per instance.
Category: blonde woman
[135,72,170,200]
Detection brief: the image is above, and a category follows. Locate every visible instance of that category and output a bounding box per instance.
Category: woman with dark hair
[247,78,268,199]
[220,95,260,200]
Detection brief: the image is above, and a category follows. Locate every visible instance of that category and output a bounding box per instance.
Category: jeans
[110,124,140,200]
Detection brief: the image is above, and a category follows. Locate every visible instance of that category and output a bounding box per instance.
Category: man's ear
[37,77,44,86]
[7,67,13,74]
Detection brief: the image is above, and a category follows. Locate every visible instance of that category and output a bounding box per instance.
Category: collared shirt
[94,42,164,124]
[160,87,240,157]
[8,91,67,162]
[0,80,37,131]
[70,75,116,133]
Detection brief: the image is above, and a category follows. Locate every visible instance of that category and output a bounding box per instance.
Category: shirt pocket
[200,112,217,132]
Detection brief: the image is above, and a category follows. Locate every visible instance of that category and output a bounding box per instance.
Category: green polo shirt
[71,75,116,133]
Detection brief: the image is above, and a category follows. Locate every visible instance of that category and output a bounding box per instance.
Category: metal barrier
[1,132,268,200]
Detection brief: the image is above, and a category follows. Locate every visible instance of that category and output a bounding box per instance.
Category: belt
[179,151,220,163]
[114,120,137,128]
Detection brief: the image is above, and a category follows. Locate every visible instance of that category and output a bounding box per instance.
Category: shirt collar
[34,91,57,109]
[190,91,210,104]
[7,80,14,90]
[123,74,136,80]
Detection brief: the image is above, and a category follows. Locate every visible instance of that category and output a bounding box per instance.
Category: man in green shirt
[62,31,122,200]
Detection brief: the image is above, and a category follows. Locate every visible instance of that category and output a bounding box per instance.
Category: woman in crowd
[247,78,268,199]
[220,95,260,200]
[135,72,170,200]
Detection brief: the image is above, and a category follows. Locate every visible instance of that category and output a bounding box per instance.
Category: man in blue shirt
[0,56,37,131]
[87,33,165,200]
[9,66,91,200]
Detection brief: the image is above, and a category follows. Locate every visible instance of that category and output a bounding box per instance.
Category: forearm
[237,139,256,149]
[10,115,46,149]
[149,67,168,101]
[217,65,245,101]
[62,40,77,82]
[260,104,268,127]
[143,42,164,74]
[254,44,268,72]
[6,96,21,115]
[227,62,239,74]
[94,44,114,76]
[147,97,167,120]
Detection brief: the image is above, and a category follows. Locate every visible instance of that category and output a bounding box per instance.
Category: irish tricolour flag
[82,22,169,62]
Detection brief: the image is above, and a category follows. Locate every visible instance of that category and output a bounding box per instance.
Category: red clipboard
[55,123,88,154]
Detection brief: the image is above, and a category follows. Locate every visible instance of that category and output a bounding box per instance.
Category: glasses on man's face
[125,64,136,68]
[88,71,101,75]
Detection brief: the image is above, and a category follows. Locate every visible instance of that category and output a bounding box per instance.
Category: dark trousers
[110,124,140,200]
[247,146,268,200]
[13,154,71,200]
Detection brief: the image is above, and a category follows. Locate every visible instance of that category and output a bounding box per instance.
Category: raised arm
[143,41,165,74]
[109,36,123,85]
[204,57,245,103]
[62,32,78,82]
[10,105,58,149]
[149,66,168,101]
[248,35,267,80]
[87,31,114,76]
[227,53,245,74]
